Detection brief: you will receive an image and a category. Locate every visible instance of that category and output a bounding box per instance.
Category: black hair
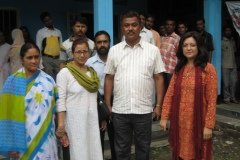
[20,42,40,58]
[165,18,176,25]
[146,14,155,21]
[196,17,205,24]
[19,26,32,40]
[138,11,146,18]
[175,31,209,72]
[121,10,141,24]
[40,11,51,22]
[19,26,30,33]
[94,30,111,42]
[71,17,88,27]
[71,37,89,53]
[177,21,188,28]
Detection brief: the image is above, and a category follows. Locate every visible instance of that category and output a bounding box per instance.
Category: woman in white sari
[0,42,58,159]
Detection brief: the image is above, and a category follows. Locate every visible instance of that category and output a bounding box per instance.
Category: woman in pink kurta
[160,31,217,160]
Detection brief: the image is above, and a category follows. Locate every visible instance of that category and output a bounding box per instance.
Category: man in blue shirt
[86,30,116,160]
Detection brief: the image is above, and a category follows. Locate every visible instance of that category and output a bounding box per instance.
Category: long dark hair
[175,31,209,73]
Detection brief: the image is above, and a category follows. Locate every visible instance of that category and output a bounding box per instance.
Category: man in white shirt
[122,12,155,45]
[145,14,161,49]
[139,12,155,45]
[36,11,62,79]
[104,11,165,160]
[61,17,95,65]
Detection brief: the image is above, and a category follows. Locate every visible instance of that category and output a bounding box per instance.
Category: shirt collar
[141,27,148,33]
[91,53,105,64]
[223,36,233,41]
[122,38,144,49]
[44,26,56,31]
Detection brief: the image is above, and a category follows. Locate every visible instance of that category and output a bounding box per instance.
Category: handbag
[97,92,110,121]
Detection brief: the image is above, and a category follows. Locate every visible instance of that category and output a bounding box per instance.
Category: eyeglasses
[74,50,89,55]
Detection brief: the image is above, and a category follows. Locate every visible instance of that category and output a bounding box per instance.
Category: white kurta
[0,43,10,90]
[56,68,103,160]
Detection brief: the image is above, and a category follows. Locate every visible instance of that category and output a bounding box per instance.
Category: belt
[42,53,59,59]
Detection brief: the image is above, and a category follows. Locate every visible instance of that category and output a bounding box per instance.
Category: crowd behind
[0,10,238,160]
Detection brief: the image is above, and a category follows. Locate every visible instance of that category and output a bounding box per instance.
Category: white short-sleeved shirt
[105,39,165,114]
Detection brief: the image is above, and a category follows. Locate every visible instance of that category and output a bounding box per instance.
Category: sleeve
[161,73,177,120]
[204,64,218,129]
[59,30,63,44]
[56,69,68,112]
[150,31,155,45]
[154,48,166,74]
[59,44,68,61]
[104,48,116,75]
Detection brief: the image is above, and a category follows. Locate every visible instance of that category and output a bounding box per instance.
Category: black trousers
[99,119,116,160]
[163,72,172,93]
[112,113,152,160]
[107,119,116,160]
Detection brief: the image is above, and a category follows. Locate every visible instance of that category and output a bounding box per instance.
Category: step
[216,103,240,119]
[216,114,240,131]
[103,120,168,150]
[103,138,169,159]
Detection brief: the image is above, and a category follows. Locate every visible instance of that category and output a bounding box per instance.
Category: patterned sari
[0,68,58,160]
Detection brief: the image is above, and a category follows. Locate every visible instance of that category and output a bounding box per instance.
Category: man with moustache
[104,11,165,160]
[61,17,94,66]
[86,30,116,160]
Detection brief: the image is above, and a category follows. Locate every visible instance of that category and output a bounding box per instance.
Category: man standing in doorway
[160,18,180,90]
[36,11,62,79]
[61,17,95,64]
[196,17,214,62]
[177,21,188,37]
[146,14,161,49]
[104,11,165,160]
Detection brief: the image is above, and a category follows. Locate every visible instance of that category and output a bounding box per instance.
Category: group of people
[0,9,222,160]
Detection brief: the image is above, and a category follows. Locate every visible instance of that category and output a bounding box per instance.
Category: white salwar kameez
[57,68,103,160]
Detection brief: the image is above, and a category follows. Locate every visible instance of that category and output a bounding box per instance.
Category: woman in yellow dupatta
[0,42,58,160]
[56,38,103,160]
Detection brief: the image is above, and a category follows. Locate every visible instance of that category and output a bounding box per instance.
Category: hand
[9,151,20,158]
[160,119,168,131]
[60,134,69,147]
[56,127,66,138]
[100,120,107,131]
[203,127,212,140]
[153,105,161,120]
[108,106,112,114]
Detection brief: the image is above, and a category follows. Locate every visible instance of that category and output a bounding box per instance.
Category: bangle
[56,128,67,138]
[155,104,161,107]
